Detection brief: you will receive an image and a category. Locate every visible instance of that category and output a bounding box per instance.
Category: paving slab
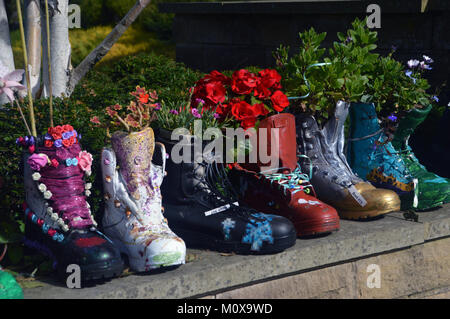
[22,204,449,299]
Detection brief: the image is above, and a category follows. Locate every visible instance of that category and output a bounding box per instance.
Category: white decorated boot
[101,128,186,272]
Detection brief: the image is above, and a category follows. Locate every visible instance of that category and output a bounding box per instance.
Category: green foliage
[275,19,379,125]
[275,18,440,124]
[368,53,436,117]
[155,99,230,134]
[95,53,204,105]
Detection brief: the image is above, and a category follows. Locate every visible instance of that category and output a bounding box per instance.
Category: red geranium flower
[230,99,260,129]
[259,69,282,89]
[204,70,231,85]
[205,81,226,105]
[231,69,258,95]
[271,90,290,112]
[253,103,270,117]
[44,140,53,148]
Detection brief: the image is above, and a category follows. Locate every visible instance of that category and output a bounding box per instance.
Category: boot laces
[260,156,316,197]
[194,160,263,221]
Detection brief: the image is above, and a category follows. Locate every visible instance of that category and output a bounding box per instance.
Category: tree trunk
[42,0,71,98]
[25,0,41,97]
[66,0,152,96]
[0,0,15,106]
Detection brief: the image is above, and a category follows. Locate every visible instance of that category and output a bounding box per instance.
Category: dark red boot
[231,113,340,236]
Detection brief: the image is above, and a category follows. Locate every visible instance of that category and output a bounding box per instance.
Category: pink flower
[0,64,26,102]
[27,153,49,171]
[78,151,93,172]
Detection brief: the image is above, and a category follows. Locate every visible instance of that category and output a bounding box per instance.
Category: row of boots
[20,101,449,283]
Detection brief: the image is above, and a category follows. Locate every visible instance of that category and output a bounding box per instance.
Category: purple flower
[78,133,82,140]
[432,96,439,103]
[62,131,73,140]
[195,98,205,106]
[28,136,35,146]
[44,133,52,140]
[388,114,398,122]
[54,139,63,148]
[345,36,352,43]
[423,55,434,63]
[73,130,78,138]
[154,103,161,110]
[407,59,420,69]
[420,61,432,70]
[213,113,220,119]
[191,108,202,119]
[169,109,179,115]
[405,70,417,84]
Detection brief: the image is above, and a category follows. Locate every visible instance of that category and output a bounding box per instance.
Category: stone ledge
[23,204,450,299]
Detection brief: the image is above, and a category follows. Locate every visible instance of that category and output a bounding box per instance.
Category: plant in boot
[94,87,186,272]
[274,18,377,125]
[17,126,124,282]
[348,53,448,210]
[191,69,290,129]
[154,89,296,254]
[156,131,297,254]
[274,19,400,219]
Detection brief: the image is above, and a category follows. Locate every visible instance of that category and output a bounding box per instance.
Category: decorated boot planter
[229,113,341,236]
[156,128,297,254]
[295,102,401,220]
[391,105,450,210]
[101,126,186,272]
[18,125,124,282]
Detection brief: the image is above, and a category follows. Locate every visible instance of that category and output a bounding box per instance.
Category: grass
[10,25,175,71]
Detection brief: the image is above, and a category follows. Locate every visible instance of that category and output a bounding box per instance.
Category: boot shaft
[156,129,207,204]
[111,127,155,200]
[391,105,432,151]
[347,102,414,193]
[255,113,298,172]
[23,128,94,231]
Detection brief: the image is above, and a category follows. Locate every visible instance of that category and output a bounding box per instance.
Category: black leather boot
[157,130,296,254]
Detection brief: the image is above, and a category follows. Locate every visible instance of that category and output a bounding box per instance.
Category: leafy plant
[275,18,379,125]
[368,53,440,118]
[90,86,160,134]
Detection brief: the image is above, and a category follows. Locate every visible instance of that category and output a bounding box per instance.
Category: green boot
[391,105,449,210]
[0,269,23,299]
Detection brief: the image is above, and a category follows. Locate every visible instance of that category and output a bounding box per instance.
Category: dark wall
[161,0,450,178]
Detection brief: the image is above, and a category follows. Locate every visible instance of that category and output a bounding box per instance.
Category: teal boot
[391,105,449,210]
[347,102,415,210]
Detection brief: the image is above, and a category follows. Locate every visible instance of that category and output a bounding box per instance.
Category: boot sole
[24,221,124,284]
[171,227,297,255]
[107,236,186,272]
[294,217,340,237]
[338,208,394,220]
